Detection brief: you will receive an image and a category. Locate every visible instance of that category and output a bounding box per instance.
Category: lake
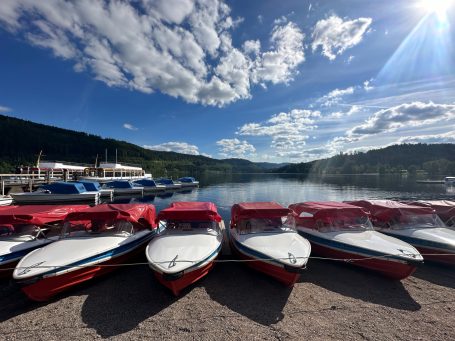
[108,174,455,221]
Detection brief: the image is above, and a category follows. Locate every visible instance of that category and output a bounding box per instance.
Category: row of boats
[7,177,199,204]
[0,199,454,300]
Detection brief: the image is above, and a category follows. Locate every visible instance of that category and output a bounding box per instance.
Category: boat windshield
[316,214,374,232]
[0,224,38,239]
[237,216,295,235]
[163,220,219,234]
[61,219,134,237]
[386,213,446,230]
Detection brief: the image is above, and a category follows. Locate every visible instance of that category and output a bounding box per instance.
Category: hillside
[276,143,455,175]
[0,115,265,175]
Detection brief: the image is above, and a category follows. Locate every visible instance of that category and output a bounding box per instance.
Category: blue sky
[0,0,454,162]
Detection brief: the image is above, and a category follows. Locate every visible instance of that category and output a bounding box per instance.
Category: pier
[0,173,63,195]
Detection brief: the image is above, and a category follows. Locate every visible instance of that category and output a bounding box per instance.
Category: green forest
[276,143,455,176]
[0,115,263,175]
[1,114,454,176]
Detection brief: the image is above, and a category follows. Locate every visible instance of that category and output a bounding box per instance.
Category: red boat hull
[153,260,216,296]
[230,240,301,286]
[415,246,455,265]
[310,242,417,280]
[17,245,146,302]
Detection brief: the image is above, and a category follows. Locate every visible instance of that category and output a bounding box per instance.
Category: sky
[0,0,454,163]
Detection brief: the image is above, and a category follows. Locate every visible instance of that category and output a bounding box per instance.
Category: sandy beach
[1,256,454,340]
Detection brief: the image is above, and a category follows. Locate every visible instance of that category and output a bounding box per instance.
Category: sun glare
[419,0,453,18]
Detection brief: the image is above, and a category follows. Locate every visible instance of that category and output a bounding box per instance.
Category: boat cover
[289,202,370,223]
[76,181,102,191]
[347,200,435,223]
[155,178,174,185]
[134,179,158,186]
[408,200,455,223]
[178,177,196,183]
[40,182,87,194]
[103,181,134,189]
[0,205,89,225]
[157,202,221,222]
[65,203,157,229]
[231,202,290,227]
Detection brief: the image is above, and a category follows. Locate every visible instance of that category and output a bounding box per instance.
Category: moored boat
[290,202,423,279]
[13,203,157,301]
[408,200,455,227]
[177,177,199,188]
[154,178,182,190]
[0,195,13,206]
[146,202,223,296]
[102,180,144,195]
[229,202,311,286]
[75,180,114,198]
[0,205,88,278]
[348,200,455,266]
[133,179,166,192]
[10,182,100,204]
[79,162,147,183]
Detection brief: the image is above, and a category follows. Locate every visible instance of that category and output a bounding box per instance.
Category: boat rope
[2,252,455,272]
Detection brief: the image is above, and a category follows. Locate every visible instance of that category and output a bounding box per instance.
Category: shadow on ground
[80,263,176,338]
[204,262,292,326]
[412,262,455,289]
[303,259,421,311]
[0,279,46,322]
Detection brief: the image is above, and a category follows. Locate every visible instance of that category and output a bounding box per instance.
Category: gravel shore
[1,258,454,340]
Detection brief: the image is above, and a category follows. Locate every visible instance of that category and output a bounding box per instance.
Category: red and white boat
[348,200,455,266]
[0,205,88,278]
[408,200,455,227]
[13,203,157,301]
[229,202,311,286]
[146,202,223,296]
[290,202,423,279]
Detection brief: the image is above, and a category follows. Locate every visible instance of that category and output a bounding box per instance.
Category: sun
[419,0,453,17]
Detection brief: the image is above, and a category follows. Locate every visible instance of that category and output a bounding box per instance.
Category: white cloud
[251,21,305,86]
[238,109,320,155]
[243,40,261,56]
[363,79,374,91]
[144,141,201,155]
[0,1,306,107]
[318,86,355,106]
[123,123,138,131]
[349,101,455,137]
[312,15,372,60]
[328,105,360,118]
[397,131,455,144]
[0,105,12,113]
[216,138,256,158]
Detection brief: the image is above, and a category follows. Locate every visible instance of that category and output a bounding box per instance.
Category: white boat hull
[11,192,100,204]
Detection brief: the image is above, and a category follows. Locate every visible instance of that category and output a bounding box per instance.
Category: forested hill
[2,114,454,176]
[0,115,264,174]
[276,143,455,175]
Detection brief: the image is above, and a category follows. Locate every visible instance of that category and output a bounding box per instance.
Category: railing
[0,173,63,195]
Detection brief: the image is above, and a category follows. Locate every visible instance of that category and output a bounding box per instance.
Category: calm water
[107,174,455,222]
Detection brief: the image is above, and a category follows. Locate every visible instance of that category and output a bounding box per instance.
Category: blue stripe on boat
[379,232,455,253]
